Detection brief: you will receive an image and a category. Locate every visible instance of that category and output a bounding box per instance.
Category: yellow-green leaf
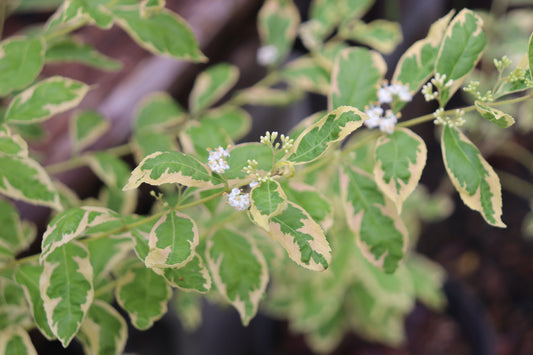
[474,101,515,128]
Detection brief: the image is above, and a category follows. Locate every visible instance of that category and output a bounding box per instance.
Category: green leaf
[112,7,206,62]
[134,92,185,132]
[392,10,455,93]
[46,0,114,30]
[198,105,251,141]
[131,131,178,163]
[70,110,110,153]
[172,291,202,332]
[123,151,214,190]
[115,262,171,330]
[87,234,133,282]
[340,165,408,273]
[0,327,37,355]
[145,210,198,268]
[257,0,300,65]
[224,143,274,184]
[45,37,122,71]
[4,76,90,124]
[0,126,28,156]
[232,86,304,107]
[339,19,402,54]
[40,207,118,261]
[140,0,165,17]
[180,121,231,161]
[441,125,505,227]
[285,106,366,164]
[269,201,331,271]
[0,153,61,210]
[435,9,486,105]
[206,229,269,325]
[283,56,330,94]
[76,300,127,355]
[0,198,33,254]
[189,63,239,114]
[156,253,211,293]
[40,241,94,347]
[250,180,288,231]
[86,152,131,189]
[14,264,55,340]
[373,128,427,213]
[529,32,533,76]
[329,47,386,110]
[474,101,515,128]
[281,181,332,230]
[0,36,45,97]
[0,276,30,331]
[405,255,446,310]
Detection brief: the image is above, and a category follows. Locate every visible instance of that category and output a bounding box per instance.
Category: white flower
[207,146,230,174]
[249,180,259,188]
[379,111,397,134]
[227,188,250,211]
[377,86,393,104]
[257,45,279,66]
[364,105,383,128]
[390,84,412,102]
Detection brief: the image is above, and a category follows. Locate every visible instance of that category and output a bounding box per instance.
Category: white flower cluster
[422,73,454,102]
[257,45,279,66]
[364,105,398,134]
[433,108,465,127]
[260,131,293,153]
[227,188,250,211]
[207,146,230,174]
[377,83,412,103]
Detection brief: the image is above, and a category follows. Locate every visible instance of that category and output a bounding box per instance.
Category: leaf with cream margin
[206,228,269,325]
[45,37,122,71]
[140,0,165,17]
[131,131,178,164]
[115,261,171,330]
[14,263,55,340]
[224,143,274,184]
[269,201,331,271]
[155,253,212,293]
[112,7,206,62]
[392,10,455,94]
[0,36,45,97]
[249,179,288,232]
[134,91,186,132]
[284,106,366,165]
[4,76,90,124]
[283,56,330,94]
[441,125,505,227]
[340,165,409,273]
[70,110,110,153]
[0,153,61,210]
[0,125,28,156]
[339,19,402,54]
[76,300,127,355]
[46,0,114,30]
[189,63,239,114]
[373,128,427,213]
[40,207,119,261]
[329,47,386,110]
[257,0,300,65]
[435,9,486,105]
[0,198,36,255]
[123,151,214,190]
[145,210,198,268]
[198,105,251,141]
[0,327,38,355]
[39,241,94,347]
[0,276,30,331]
[474,101,515,128]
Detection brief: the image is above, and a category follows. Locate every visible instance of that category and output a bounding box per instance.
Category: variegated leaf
[340,165,409,273]
[156,253,211,293]
[249,179,288,231]
[0,126,28,156]
[112,7,206,62]
[0,276,30,331]
[123,151,214,190]
[329,47,386,110]
[145,210,198,268]
[115,262,171,330]
[40,241,94,347]
[45,37,122,71]
[0,327,37,355]
[258,0,300,65]
[283,56,330,94]
[0,198,34,254]
[40,207,118,261]
[76,300,127,355]
[284,106,366,165]
[71,110,110,153]
[134,91,185,132]
[392,10,455,94]
[206,228,269,325]
[14,263,55,340]
[198,105,251,141]
[441,125,505,227]
[46,0,114,30]
[281,181,333,231]
[373,128,427,213]
[339,19,402,54]
[140,0,165,17]
[405,255,446,310]
[87,234,133,282]
[224,143,274,184]
[189,63,239,114]
[269,201,331,271]
[232,86,304,106]
[172,291,202,332]
[4,76,90,124]
[0,36,45,97]
[179,120,232,161]
[474,101,515,128]
[131,131,178,163]
[435,9,486,105]
[0,153,61,210]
